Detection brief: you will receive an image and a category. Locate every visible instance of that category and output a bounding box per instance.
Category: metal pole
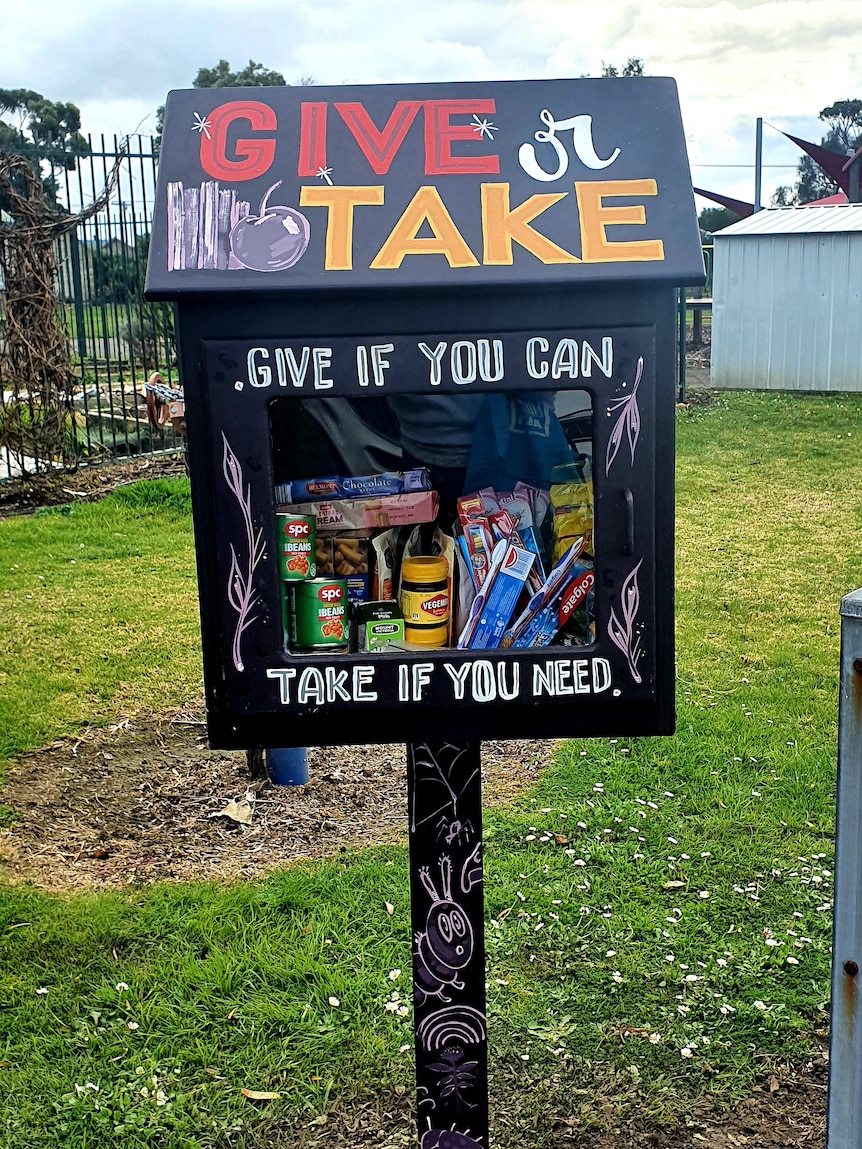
[407,741,488,1149]
[754,117,763,212]
[827,588,862,1148]
[677,289,687,403]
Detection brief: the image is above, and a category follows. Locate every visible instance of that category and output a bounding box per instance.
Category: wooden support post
[407,741,488,1149]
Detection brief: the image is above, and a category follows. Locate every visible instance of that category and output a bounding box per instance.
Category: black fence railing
[0,139,717,477]
[0,135,179,480]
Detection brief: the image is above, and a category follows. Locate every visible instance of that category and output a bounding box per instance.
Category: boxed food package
[317,531,371,603]
[276,469,430,504]
[281,490,439,532]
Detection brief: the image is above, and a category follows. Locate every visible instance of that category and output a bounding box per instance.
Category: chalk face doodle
[414,858,475,1005]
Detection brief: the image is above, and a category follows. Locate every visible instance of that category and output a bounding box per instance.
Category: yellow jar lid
[401,555,448,583]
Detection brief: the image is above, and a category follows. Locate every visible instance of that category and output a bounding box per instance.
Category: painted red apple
[230,181,310,272]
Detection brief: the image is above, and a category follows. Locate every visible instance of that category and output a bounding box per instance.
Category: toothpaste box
[512,567,595,648]
[458,541,535,650]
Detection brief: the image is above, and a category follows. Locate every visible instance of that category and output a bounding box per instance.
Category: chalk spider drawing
[414,858,474,1006]
[410,743,480,834]
[437,816,474,847]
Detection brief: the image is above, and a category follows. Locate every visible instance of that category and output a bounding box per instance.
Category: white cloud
[1,0,859,202]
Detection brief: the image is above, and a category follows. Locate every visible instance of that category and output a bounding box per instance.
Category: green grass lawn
[1,390,860,1146]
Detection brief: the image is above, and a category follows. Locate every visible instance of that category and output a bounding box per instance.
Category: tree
[155,60,287,152]
[601,58,645,77]
[773,98,862,204]
[698,206,741,237]
[0,88,89,209]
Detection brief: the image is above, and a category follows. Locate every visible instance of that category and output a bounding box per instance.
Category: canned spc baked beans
[276,514,316,580]
[289,579,349,650]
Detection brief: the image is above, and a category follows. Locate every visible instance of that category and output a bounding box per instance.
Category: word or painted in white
[268,656,615,706]
[267,665,377,705]
[518,109,622,183]
[241,336,614,392]
[532,657,612,696]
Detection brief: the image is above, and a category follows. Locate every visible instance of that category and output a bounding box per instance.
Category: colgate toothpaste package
[457,539,535,650]
[511,565,594,648]
[501,537,587,648]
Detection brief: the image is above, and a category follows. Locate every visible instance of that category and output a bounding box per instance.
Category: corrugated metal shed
[711,204,862,392]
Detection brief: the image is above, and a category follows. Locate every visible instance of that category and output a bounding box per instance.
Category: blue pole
[266,747,309,786]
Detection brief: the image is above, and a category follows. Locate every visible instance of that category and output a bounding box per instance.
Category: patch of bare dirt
[0,452,187,517]
[257,1053,828,1147]
[0,712,547,891]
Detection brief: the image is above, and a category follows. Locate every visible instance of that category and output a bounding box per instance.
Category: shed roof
[716,202,862,237]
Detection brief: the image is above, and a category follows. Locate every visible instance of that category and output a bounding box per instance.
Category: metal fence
[0,138,718,479]
[0,135,179,480]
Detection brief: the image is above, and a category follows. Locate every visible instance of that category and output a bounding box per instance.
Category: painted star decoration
[316,166,334,185]
[471,114,499,140]
[191,112,212,139]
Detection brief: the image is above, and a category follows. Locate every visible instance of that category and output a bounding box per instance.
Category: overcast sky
[3,0,861,208]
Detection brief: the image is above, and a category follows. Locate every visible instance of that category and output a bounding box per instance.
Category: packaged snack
[355,600,405,652]
[277,469,431,504]
[340,469,430,498]
[282,490,439,531]
[372,526,413,601]
[330,532,371,603]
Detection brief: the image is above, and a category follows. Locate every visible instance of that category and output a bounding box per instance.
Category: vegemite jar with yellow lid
[399,556,450,648]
